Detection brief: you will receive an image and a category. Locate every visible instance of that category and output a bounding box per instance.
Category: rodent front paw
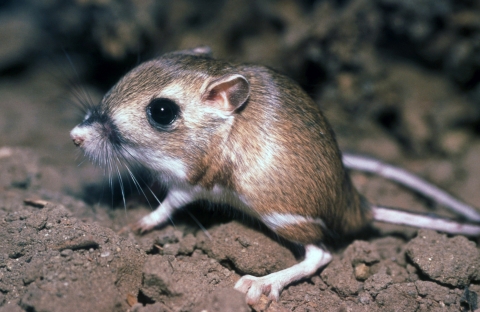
[130,218,156,234]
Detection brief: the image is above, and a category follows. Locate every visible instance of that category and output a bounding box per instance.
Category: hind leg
[234,244,332,304]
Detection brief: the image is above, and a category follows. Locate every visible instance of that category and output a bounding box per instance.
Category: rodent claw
[234,275,255,293]
[235,275,280,305]
[268,288,280,302]
[130,220,153,234]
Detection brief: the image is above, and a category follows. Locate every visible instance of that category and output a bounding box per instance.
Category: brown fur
[92,51,372,244]
[216,65,371,243]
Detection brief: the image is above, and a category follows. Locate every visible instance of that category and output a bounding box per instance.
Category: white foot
[234,244,332,305]
[131,206,173,233]
[131,187,194,233]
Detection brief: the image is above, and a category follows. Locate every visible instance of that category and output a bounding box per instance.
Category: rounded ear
[171,46,213,57]
[201,74,250,114]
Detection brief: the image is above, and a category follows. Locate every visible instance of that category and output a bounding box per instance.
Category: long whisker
[115,161,127,213]
[115,145,167,223]
[117,145,180,227]
[113,160,134,222]
[124,165,152,208]
[105,145,115,206]
[77,159,88,167]
[186,210,212,240]
[64,51,96,112]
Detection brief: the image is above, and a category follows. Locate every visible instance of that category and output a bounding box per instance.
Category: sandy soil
[1,1,480,311]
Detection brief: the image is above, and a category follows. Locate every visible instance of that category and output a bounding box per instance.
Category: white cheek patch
[112,110,132,127]
[111,106,143,136]
[131,147,188,181]
[159,83,188,100]
[106,101,188,182]
[151,156,188,180]
[261,213,326,231]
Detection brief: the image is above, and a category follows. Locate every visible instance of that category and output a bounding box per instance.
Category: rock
[321,258,362,297]
[140,252,237,311]
[343,240,381,266]
[0,303,24,312]
[250,294,290,312]
[161,243,180,256]
[0,201,146,312]
[406,229,480,287]
[375,283,418,311]
[178,233,196,255]
[194,288,250,312]
[197,221,296,276]
[354,263,370,281]
[130,302,171,312]
[364,269,393,297]
[415,280,458,306]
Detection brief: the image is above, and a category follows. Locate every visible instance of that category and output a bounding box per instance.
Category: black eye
[146,98,180,128]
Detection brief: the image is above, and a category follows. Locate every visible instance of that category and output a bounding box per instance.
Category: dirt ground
[1,0,480,311]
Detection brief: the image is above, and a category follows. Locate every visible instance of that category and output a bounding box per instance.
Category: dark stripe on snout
[81,107,126,147]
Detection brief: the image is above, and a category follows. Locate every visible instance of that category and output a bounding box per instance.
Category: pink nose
[72,137,84,147]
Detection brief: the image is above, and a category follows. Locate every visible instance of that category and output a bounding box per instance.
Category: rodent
[70,47,480,305]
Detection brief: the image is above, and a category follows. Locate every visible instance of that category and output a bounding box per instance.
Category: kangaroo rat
[70,47,480,304]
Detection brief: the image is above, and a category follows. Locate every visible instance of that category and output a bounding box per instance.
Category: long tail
[342,153,480,222]
[372,206,480,236]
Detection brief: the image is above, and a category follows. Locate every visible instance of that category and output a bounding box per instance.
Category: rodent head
[70,48,250,182]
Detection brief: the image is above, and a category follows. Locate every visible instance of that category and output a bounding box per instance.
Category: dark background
[2,0,480,161]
